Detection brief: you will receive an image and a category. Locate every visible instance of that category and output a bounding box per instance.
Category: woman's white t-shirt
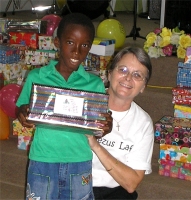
[92,101,154,188]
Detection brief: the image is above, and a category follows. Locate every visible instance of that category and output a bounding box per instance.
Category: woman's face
[108,53,148,101]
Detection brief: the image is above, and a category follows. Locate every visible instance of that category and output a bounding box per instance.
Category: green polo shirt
[16,60,105,163]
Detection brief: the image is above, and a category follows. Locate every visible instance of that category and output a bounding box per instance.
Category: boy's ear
[54,37,60,48]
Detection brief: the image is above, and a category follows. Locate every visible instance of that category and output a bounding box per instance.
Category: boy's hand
[96,110,112,138]
[17,104,34,128]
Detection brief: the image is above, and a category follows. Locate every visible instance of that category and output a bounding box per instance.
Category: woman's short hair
[109,47,152,84]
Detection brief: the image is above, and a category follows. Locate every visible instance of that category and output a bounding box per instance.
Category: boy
[16,13,111,199]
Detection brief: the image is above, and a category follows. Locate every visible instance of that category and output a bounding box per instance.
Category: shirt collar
[39,60,90,82]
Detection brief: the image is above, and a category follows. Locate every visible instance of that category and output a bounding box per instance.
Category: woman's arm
[87,135,145,193]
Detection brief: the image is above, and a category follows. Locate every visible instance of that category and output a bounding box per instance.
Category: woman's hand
[16,104,34,128]
[96,110,112,138]
[86,135,100,151]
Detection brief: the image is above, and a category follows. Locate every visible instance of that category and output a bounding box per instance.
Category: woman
[87,47,154,199]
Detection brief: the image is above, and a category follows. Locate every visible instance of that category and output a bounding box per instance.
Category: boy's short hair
[57,13,95,42]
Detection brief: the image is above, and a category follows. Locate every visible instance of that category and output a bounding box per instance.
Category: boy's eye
[82,44,89,48]
[67,41,73,45]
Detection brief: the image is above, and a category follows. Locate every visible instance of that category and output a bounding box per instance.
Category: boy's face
[54,24,93,73]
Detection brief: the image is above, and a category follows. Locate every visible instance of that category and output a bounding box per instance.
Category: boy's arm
[95,111,112,137]
[16,104,34,128]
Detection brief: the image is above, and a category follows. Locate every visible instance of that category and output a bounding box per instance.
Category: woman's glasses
[116,65,147,81]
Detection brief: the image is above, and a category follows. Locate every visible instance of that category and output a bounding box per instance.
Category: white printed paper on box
[54,94,84,117]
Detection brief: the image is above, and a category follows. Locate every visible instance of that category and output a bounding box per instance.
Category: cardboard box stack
[0,18,58,150]
[155,116,191,181]
[154,47,191,181]
[0,44,22,84]
[0,18,58,85]
[82,37,115,87]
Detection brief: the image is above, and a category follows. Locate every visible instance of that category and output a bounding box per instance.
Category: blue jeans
[26,160,94,200]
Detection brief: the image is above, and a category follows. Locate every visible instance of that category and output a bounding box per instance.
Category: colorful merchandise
[160,149,191,163]
[13,119,34,136]
[159,159,191,169]
[159,163,191,181]
[174,109,191,119]
[38,36,57,50]
[172,87,191,105]
[174,104,191,112]
[0,44,20,64]
[13,119,34,150]
[18,135,33,150]
[155,54,191,182]
[0,32,9,44]
[0,61,23,81]
[24,49,57,66]
[160,144,191,156]
[6,19,47,34]
[83,53,113,71]
[155,116,191,147]
[0,18,8,33]
[9,32,38,49]
[8,44,29,61]
[184,47,191,64]
[174,104,191,119]
[177,62,191,88]
[83,53,113,86]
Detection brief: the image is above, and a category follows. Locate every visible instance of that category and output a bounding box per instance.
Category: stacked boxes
[9,32,39,49]
[25,49,58,66]
[0,18,59,85]
[89,37,115,56]
[0,39,58,85]
[159,156,191,181]
[6,19,47,34]
[83,37,115,86]
[38,36,57,50]
[0,44,20,63]
[155,116,191,181]
[155,47,191,181]
[13,119,34,150]
[0,44,22,83]
[174,104,191,118]
[176,62,191,88]
[155,116,191,147]
[173,50,191,117]
[0,18,9,44]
